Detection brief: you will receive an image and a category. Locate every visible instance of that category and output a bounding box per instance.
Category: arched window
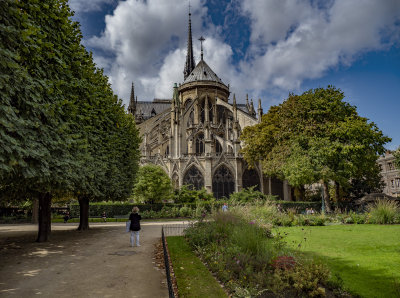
[200,101,205,123]
[183,166,204,190]
[242,168,260,191]
[215,139,222,154]
[217,106,226,125]
[209,100,213,123]
[165,145,169,158]
[184,99,192,110]
[212,166,235,199]
[195,133,204,155]
[187,110,194,127]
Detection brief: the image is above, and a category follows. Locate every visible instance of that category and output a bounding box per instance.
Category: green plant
[367,199,399,224]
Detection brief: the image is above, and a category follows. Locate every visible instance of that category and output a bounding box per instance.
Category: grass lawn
[276,224,400,298]
[167,236,227,298]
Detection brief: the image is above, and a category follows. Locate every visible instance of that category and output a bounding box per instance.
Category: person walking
[222,203,228,212]
[129,207,142,247]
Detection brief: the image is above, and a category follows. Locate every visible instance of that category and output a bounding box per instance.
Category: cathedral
[128,12,291,200]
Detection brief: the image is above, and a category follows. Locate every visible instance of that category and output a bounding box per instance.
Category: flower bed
[184,212,341,297]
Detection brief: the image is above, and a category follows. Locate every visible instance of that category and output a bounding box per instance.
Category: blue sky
[69,0,400,150]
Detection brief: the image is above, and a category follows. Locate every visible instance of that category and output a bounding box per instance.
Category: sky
[69,0,400,150]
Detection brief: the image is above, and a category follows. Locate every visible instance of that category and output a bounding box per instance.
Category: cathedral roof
[182,59,225,85]
[135,101,170,120]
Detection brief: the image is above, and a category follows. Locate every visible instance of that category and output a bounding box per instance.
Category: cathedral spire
[128,82,136,116]
[183,7,196,80]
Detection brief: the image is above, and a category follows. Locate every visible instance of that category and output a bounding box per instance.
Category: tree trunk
[323,181,332,213]
[77,196,90,231]
[36,192,52,242]
[300,185,306,201]
[31,198,39,224]
[334,181,340,203]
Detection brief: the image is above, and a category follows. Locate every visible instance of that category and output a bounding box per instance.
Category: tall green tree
[132,165,173,204]
[0,0,140,238]
[241,86,390,211]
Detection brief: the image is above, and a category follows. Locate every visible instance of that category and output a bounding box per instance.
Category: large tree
[241,86,390,211]
[0,0,140,239]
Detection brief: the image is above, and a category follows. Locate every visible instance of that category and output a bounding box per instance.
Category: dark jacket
[129,213,141,231]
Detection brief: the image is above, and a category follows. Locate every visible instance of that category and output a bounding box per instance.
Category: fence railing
[161,227,175,298]
[162,223,191,236]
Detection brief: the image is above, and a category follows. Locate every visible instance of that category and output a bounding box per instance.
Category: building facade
[378,152,400,197]
[128,13,291,200]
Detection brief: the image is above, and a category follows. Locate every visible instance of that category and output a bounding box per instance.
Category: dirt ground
[0,221,185,297]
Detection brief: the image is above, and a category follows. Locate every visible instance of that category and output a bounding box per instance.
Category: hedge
[275,201,321,212]
[69,201,225,218]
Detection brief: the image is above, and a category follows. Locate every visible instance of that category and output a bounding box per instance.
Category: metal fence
[161,227,175,298]
[162,223,191,236]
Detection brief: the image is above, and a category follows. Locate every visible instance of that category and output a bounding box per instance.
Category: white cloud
[85,0,210,106]
[239,0,400,93]
[81,0,400,109]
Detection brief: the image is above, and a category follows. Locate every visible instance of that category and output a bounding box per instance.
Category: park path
[0,221,186,297]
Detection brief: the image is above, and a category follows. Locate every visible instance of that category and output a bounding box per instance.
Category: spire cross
[199,36,205,60]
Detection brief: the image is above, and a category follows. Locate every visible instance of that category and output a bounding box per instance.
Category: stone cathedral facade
[128,13,291,200]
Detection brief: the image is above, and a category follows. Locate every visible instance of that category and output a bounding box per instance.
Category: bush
[367,199,399,224]
[229,186,272,203]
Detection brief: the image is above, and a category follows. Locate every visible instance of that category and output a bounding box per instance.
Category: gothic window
[242,168,260,191]
[183,166,204,190]
[184,99,192,110]
[195,133,204,155]
[209,100,213,123]
[187,110,194,127]
[200,101,205,123]
[165,145,169,157]
[212,166,235,199]
[217,106,226,125]
[215,139,222,154]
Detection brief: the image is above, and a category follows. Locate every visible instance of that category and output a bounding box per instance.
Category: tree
[394,147,400,170]
[0,0,141,238]
[241,86,391,211]
[132,165,173,203]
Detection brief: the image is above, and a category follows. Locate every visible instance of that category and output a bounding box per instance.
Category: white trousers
[130,231,140,246]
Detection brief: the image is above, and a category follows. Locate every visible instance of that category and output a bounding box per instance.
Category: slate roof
[237,104,251,114]
[183,60,225,85]
[135,101,170,120]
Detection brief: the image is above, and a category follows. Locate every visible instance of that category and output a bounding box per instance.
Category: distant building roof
[183,60,225,85]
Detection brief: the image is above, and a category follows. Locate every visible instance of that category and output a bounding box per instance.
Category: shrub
[229,186,271,203]
[367,199,399,224]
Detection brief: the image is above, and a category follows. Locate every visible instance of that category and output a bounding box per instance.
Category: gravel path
[0,221,186,297]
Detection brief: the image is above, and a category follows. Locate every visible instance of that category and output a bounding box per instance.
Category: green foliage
[167,236,227,298]
[367,199,399,224]
[241,86,391,208]
[184,212,335,297]
[394,147,400,170]
[0,0,140,211]
[229,186,270,203]
[132,165,173,203]
[173,185,214,203]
